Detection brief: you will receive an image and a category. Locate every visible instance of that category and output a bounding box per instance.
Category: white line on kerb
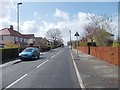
[6,74,27,89]
[37,60,49,68]
[51,55,56,58]
[71,52,85,89]
[60,50,62,53]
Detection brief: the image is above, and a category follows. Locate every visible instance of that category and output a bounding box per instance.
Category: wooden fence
[77,46,120,66]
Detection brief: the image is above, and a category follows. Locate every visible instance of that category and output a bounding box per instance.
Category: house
[0,25,35,48]
[35,37,51,48]
[22,34,35,45]
[80,31,114,46]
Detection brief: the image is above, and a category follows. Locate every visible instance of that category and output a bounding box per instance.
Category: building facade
[0,25,35,48]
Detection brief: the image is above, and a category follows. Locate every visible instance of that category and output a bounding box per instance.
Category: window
[2,35,3,40]
[14,36,16,41]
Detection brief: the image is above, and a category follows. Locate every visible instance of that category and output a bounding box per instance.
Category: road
[1,47,80,89]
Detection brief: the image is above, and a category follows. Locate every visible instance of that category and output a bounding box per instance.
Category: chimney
[10,25,14,30]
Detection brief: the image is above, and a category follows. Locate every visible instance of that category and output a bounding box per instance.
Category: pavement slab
[71,49,119,89]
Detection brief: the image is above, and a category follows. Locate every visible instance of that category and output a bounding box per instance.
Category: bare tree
[46,28,63,47]
[83,14,117,46]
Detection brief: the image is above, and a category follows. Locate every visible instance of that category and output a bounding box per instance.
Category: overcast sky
[0,0,119,44]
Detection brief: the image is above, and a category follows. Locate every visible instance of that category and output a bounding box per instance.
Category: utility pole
[17,2,22,55]
[17,2,22,33]
[69,30,72,49]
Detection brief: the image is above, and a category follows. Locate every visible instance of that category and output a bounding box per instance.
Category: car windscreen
[24,48,34,52]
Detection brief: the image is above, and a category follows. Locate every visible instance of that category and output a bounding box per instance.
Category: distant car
[19,47,40,60]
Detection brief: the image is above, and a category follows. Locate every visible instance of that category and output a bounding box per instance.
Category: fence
[77,46,120,66]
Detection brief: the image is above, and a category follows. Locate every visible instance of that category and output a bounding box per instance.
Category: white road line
[51,55,56,58]
[71,52,85,89]
[37,60,49,68]
[59,50,62,53]
[6,74,27,89]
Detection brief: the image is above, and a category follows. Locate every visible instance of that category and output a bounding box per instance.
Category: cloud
[33,11,41,20]
[0,0,14,29]
[0,3,118,44]
[34,12,38,16]
[35,12,91,44]
[54,9,69,21]
[21,20,40,34]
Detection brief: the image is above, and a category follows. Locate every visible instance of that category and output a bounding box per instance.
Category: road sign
[74,32,79,36]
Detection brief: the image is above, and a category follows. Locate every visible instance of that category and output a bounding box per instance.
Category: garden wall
[77,46,120,66]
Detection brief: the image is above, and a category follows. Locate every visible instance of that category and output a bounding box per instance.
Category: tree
[83,14,117,46]
[46,28,63,48]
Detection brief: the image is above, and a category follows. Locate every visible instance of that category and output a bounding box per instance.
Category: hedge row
[0,48,18,61]
[40,47,51,52]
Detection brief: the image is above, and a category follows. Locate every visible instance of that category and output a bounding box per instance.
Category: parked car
[19,47,40,60]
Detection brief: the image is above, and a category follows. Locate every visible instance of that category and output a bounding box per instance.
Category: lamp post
[17,2,22,54]
[69,30,72,49]
[17,2,22,33]
[74,32,80,56]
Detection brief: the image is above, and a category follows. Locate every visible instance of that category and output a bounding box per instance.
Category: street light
[74,32,80,56]
[17,2,22,33]
[17,2,22,55]
[69,30,72,49]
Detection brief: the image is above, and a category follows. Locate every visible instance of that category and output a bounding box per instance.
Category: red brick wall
[78,46,120,66]
[77,46,88,54]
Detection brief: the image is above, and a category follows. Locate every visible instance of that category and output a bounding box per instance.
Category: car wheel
[20,57,24,60]
[31,55,34,60]
[37,55,40,59]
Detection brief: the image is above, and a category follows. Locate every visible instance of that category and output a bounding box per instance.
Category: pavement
[71,48,119,88]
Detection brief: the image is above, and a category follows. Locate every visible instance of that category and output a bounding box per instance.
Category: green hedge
[0,48,18,61]
[112,42,120,47]
[40,47,51,52]
[80,42,87,46]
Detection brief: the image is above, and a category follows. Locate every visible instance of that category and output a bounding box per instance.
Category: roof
[0,28,23,37]
[0,26,35,39]
[22,34,34,39]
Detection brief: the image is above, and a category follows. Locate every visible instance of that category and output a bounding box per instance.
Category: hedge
[40,47,51,52]
[0,48,18,61]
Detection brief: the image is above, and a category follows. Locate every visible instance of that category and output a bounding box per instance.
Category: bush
[79,42,87,46]
[40,47,50,52]
[112,42,120,47]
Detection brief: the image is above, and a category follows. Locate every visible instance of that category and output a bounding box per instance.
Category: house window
[22,38,24,42]
[14,36,16,41]
[16,37,18,41]
[2,35,3,40]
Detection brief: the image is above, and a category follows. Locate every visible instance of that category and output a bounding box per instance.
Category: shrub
[112,42,120,47]
[5,43,19,48]
[79,42,87,46]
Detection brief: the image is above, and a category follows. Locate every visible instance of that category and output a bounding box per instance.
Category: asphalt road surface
[1,47,80,89]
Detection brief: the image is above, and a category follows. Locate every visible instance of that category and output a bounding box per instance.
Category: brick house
[0,25,35,48]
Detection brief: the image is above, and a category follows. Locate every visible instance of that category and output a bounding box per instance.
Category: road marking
[71,52,85,89]
[59,50,62,53]
[5,74,27,89]
[51,55,56,58]
[37,60,49,68]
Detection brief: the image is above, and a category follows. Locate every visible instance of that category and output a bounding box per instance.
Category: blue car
[19,47,40,60]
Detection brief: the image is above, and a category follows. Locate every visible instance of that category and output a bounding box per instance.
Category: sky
[0,0,119,44]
